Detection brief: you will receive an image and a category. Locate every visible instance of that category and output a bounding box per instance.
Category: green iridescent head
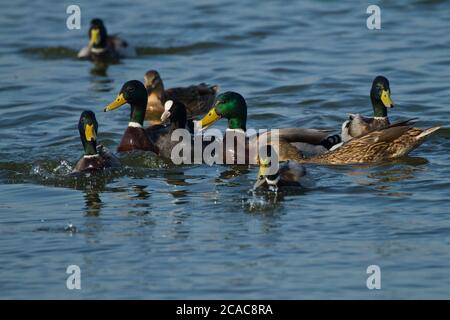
[198,91,247,131]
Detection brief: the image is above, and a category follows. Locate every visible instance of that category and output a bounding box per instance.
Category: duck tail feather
[416,126,441,140]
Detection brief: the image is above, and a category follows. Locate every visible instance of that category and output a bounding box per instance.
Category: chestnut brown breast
[73,156,107,172]
[117,126,159,154]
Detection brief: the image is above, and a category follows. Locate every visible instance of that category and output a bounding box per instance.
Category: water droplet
[53,160,73,175]
[64,223,77,233]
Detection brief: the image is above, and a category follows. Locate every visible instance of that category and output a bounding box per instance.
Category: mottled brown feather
[301,125,439,165]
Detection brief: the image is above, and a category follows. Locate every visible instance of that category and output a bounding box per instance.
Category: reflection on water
[90,63,110,77]
[84,190,103,217]
[128,185,152,215]
[218,166,251,182]
[343,157,428,197]
[131,185,150,201]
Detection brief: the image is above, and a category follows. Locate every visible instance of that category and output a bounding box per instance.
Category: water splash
[53,160,73,175]
[64,223,78,233]
[243,189,281,213]
[30,164,50,180]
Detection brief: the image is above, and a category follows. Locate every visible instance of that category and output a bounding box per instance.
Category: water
[0,0,449,299]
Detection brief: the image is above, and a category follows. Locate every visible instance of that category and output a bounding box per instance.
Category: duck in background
[78,18,136,61]
[72,110,120,173]
[144,70,219,125]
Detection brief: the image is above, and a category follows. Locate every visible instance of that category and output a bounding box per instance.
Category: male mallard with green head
[104,80,159,154]
[78,18,136,61]
[195,91,341,164]
[104,80,204,160]
[144,70,219,125]
[73,110,119,173]
[339,75,416,144]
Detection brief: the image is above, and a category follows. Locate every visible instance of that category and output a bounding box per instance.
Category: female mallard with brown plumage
[72,110,120,173]
[78,18,136,61]
[300,124,440,165]
[144,70,219,125]
[311,76,441,164]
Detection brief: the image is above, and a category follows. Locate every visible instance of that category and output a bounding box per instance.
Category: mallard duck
[301,124,441,165]
[158,100,214,162]
[78,18,136,60]
[104,80,158,153]
[72,110,120,173]
[160,100,195,133]
[104,80,203,160]
[253,145,312,191]
[147,99,200,159]
[144,70,219,125]
[195,91,341,164]
[339,75,416,144]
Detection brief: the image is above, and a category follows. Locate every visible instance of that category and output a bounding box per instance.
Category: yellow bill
[197,107,221,130]
[104,93,127,112]
[89,28,100,46]
[380,90,394,108]
[258,158,271,178]
[85,124,96,141]
[252,159,269,190]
